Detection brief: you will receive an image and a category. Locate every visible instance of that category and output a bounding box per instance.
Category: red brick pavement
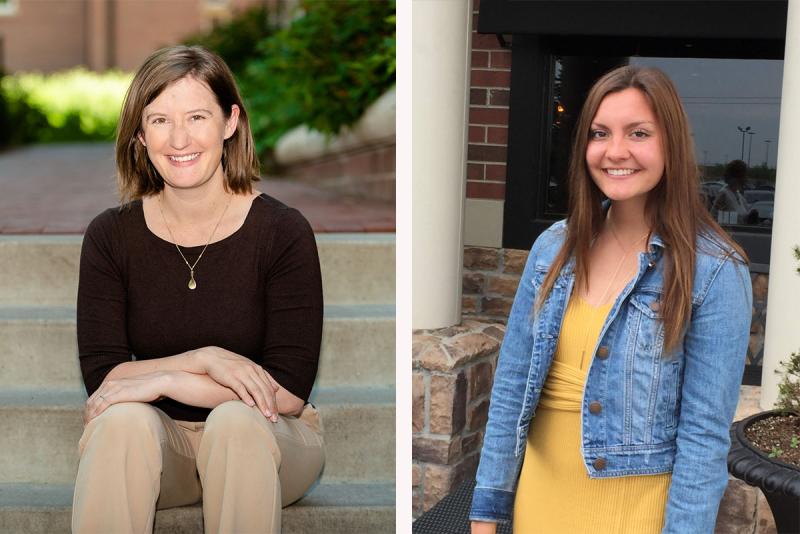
[0,143,395,234]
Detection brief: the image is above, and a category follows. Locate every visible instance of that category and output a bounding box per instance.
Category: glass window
[547,55,783,232]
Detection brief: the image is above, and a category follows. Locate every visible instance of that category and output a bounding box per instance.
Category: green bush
[239,0,395,159]
[0,72,48,148]
[185,0,394,165]
[183,4,277,76]
[0,68,132,146]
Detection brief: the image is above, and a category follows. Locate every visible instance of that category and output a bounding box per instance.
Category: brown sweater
[77,193,323,422]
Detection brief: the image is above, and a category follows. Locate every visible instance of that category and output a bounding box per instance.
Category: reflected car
[744,190,774,205]
[751,200,774,223]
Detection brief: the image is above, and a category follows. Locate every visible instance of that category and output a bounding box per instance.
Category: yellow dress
[513,295,672,534]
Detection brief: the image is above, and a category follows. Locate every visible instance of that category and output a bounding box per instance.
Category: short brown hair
[116,45,260,203]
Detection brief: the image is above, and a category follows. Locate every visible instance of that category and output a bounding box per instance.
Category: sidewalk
[0,143,395,234]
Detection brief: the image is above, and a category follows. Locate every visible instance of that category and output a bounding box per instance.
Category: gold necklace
[157,193,231,290]
[599,218,649,305]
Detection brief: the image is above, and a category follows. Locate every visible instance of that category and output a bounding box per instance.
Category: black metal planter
[728,410,800,534]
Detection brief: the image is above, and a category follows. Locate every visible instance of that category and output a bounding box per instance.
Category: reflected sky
[630,57,783,168]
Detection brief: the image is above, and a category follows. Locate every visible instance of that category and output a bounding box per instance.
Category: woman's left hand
[84,371,171,424]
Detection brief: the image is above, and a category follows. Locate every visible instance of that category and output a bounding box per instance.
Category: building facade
[0,0,263,73]
[413,0,800,521]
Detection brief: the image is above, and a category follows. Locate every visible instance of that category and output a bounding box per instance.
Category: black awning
[477,1,787,41]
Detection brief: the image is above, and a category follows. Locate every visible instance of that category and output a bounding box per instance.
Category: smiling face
[138,76,239,192]
[585,87,665,208]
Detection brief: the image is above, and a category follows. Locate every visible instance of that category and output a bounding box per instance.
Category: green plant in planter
[775,349,800,416]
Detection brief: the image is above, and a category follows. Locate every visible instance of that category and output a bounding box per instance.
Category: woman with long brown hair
[470,66,752,533]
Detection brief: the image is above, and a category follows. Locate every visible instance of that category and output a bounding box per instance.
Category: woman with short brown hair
[73,45,325,533]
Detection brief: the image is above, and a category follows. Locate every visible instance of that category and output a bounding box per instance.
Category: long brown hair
[537,65,747,353]
[115,46,260,204]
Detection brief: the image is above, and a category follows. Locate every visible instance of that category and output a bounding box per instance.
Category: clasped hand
[194,345,280,423]
[84,346,280,424]
[84,371,167,424]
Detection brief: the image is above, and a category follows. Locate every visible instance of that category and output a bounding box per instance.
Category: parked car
[744,190,774,205]
[751,200,774,224]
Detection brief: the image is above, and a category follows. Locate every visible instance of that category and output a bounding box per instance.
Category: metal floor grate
[413,479,513,534]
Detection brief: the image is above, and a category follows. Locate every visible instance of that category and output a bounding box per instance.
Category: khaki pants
[71,400,325,534]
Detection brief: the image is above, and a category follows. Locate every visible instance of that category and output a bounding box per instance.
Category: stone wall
[462,246,527,324]
[412,320,505,517]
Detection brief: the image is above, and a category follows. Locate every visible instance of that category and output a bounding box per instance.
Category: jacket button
[597,346,609,359]
[650,301,661,312]
[589,401,602,414]
[593,457,607,470]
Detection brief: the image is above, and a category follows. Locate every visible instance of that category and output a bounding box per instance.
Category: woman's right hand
[471,521,497,534]
[192,346,279,422]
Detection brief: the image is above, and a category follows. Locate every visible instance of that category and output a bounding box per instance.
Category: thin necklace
[158,193,231,290]
[599,218,649,305]
[577,220,648,368]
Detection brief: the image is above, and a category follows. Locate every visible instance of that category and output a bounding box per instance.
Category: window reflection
[547,56,783,230]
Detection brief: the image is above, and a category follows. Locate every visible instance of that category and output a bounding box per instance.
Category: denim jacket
[469,220,752,533]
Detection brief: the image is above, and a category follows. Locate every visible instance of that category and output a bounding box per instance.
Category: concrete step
[317,304,395,388]
[0,234,395,307]
[316,234,395,305]
[0,481,395,533]
[0,304,394,390]
[309,387,396,484]
[0,387,394,486]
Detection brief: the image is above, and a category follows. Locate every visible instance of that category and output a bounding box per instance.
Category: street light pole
[747,131,756,166]
[765,139,772,167]
[737,126,751,160]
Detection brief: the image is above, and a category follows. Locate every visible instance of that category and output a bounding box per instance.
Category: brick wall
[0,0,86,72]
[112,0,207,72]
[412,321,505,517]
[283,140,395,204]
[0,0,261,73]
[466,0,511,202]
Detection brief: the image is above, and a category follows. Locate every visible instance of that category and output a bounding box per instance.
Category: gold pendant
[188,270,197,290]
